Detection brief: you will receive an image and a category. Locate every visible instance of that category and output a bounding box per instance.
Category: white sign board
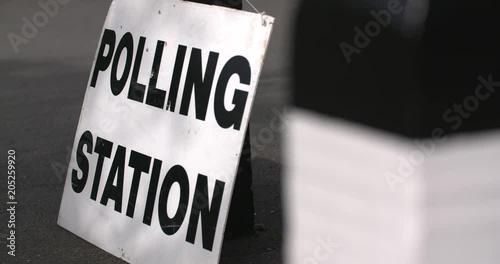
[58,0,274,263]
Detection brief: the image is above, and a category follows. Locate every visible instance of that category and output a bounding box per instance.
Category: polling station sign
[57,0,274,263]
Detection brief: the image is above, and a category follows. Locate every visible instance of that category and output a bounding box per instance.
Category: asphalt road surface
[0,0,299,263]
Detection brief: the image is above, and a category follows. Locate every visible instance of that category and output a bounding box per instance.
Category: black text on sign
[90,29,252,131]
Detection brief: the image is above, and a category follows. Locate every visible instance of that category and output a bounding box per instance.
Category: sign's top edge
[151,0,275,20]
[109,0,276,24]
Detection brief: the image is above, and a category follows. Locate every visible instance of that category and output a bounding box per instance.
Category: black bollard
[293,0,500,137]
[288,0,500,262]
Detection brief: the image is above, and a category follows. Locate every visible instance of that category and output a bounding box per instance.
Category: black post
[293,0,500,138]
[184,0,255,238]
